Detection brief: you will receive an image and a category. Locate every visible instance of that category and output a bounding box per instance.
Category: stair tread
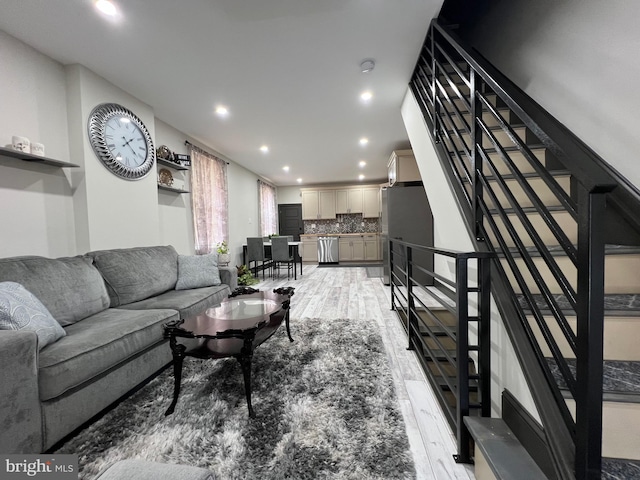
[602,457,640,479]
[463,418,548,480]
[518,293,640,314]
[548,358,640,397]
[498,244,640,258]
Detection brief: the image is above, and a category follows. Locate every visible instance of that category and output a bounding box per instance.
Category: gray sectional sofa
[0,245,237,454]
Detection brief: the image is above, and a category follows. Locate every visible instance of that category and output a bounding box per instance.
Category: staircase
[409,19,640,479]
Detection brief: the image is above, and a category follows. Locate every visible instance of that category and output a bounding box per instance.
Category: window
[189,145,229,254]
[258,180,277,236]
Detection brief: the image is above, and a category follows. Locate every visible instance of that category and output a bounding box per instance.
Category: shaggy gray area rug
[55,317,416,479]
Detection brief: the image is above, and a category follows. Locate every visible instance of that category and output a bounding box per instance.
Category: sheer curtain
[258,180,278,236]
[189,145,229,254]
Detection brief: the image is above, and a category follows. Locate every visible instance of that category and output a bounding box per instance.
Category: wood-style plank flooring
[253,264,476,480]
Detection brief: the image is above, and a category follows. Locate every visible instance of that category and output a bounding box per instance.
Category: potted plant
[216,241,230,265]
[236,265,259,286]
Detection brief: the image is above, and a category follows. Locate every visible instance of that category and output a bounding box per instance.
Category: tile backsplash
[304,214,380,235]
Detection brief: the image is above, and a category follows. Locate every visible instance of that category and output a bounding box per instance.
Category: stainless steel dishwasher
[317,236,339,264]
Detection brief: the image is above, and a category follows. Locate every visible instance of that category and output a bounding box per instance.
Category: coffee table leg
[285,310,294,343]
[165,341,186,416]
[237,357,254,418]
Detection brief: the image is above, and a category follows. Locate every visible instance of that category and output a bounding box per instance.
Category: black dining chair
[270,236,294,279]
[246,237,270,279]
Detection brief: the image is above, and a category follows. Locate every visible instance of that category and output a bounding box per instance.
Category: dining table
[242,240,303,280]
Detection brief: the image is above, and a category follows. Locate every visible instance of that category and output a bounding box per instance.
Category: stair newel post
[454,256,472,463]
[478,254,492,418]
[406,245,415,351]
[470,69,484,241]
[575,187,609,480]
[390,239,396,311]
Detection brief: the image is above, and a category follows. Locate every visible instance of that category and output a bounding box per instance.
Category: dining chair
[246,237,270,279]
[270,236,294,279]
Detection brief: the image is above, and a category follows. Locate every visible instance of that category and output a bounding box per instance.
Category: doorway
[278,204,303,241]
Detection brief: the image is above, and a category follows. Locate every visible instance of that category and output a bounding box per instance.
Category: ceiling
[0,0,443,186]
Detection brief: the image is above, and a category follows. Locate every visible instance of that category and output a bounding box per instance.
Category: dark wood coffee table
[163,286,295,417]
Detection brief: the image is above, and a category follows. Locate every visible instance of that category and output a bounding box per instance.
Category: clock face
[88,103,155,180]
[104,116,148,168]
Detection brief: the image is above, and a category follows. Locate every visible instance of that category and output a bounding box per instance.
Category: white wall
[0,30,267,262]
[401,88,539,420]
[465,0,640,189]
[277,186,302,204]
[0,31,76,257]
[155,120,193,254]
[227,161,262,267]
[66,64,160,252]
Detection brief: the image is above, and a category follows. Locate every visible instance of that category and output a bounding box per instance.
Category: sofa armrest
[218,266,237,291]
[0,330,43,453]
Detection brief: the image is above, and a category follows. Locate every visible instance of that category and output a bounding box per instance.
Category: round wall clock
[87,103,155,180]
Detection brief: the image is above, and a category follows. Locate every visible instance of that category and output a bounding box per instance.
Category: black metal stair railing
[407,18,640,479]
[389,238,493,463]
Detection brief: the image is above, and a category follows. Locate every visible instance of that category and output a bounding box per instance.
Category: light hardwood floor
[253,264,476,480]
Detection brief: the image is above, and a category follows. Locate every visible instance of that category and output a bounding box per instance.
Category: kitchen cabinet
[301,189,336,220]
[335,188,363,214]
[301,237,318,262]
[363,235,379,261]
[339,236,364,262]
[388,149,421,186]
[362,187,380,218]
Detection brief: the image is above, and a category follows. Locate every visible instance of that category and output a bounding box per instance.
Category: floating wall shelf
[157,157,189,171]
[0,146,79,168]
[158,184,190,194]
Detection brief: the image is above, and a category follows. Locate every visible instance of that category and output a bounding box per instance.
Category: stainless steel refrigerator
[381,184,434,285]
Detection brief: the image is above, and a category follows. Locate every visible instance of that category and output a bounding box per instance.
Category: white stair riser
[565,399,640,460]
[486,149,546,175]
[487,210,576,248]
[503,253,640,295]
[448,128,529,156]
[529,315,640,361]
[447,110,504,129]
[484,175,571,210]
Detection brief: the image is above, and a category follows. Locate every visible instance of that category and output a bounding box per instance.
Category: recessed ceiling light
[359,160,367,168]
[95,0,118,16]
[359,137,369,146]
[297,178,302,183]
[215,106,229,117]
[360,59,375,73]
[260,145,269,153]
[360,91,373,102]
[283,166,290,172]
[358,174,365,180]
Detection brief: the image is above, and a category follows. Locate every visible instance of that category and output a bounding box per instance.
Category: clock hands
[121,135,139,159]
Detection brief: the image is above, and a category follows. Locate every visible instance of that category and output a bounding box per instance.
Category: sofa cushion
[0,282,66,350]
[176,253,221,290]
[95,460,214,480]
[118,284,230,319]
[38,308,178,401]
[87,246,179,307]
[0,256,110,326]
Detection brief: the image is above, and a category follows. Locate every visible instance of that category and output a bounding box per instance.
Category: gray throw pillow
[175,253,221,290]
[0,281,66,350]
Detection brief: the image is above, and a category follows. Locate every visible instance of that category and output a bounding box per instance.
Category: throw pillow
[175,253,222,290]
[0,281,66,350]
